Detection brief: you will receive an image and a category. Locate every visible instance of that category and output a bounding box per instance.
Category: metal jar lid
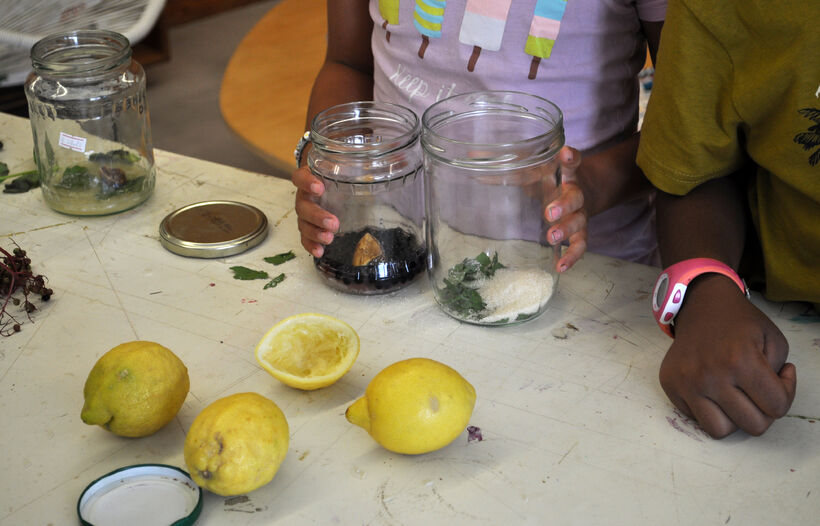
[159,200,268,258]
[77,464,202,526]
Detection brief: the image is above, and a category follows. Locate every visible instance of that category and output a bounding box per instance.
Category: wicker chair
[0,0,166,87]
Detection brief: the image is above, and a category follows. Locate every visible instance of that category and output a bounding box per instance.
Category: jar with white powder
[422,91,564,326]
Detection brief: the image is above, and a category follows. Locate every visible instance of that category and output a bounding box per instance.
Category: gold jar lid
[159,200,268,258]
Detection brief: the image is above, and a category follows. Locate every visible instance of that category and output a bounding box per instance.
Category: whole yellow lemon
[345,358,476,454]
[184,392,289,496]
[81,341,189,438]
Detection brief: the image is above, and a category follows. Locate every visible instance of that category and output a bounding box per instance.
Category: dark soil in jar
[314,227,426,294]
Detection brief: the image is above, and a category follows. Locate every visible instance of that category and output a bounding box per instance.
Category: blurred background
[1,1,649,180]
[0,0,286,177]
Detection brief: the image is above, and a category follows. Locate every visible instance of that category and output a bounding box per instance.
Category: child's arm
[571,19,663,218]
[545,20,663,271]
[654,176,796,438]
[292,0,375,258]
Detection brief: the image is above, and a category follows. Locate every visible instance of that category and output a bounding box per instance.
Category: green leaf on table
[3,171,40,194]
[1,159,40,193]
[264,251,296,265]
[230,266,269,280]
[263,273,286,289]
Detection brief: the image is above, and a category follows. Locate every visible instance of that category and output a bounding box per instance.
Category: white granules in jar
[477,268,554,323]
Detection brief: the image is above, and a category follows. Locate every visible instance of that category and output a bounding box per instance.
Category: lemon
[254,313,360,390]
[345,358,476,454]
[184,392,289,496]
[81,341,189,438]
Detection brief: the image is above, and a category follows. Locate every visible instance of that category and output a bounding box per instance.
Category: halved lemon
[254,313,360,390]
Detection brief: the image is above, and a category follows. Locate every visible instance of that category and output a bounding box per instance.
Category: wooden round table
[219,0,327,174]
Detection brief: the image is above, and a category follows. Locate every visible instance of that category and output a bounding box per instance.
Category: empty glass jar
[309,101,425,294]
[25,30,156,215]
[422,91,564,325]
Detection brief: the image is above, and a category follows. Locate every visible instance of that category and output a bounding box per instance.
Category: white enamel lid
[78,464,202,526]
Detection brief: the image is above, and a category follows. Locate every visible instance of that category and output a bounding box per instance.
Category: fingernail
[322,218,337,230]
[551,230,564,243]
[313,246,324,258]
[320,231,334,244]
[548,206,562,221]
[310,183,323,195]
[559,263,568,273]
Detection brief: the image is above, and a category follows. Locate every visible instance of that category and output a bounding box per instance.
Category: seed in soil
[314,227,426,295]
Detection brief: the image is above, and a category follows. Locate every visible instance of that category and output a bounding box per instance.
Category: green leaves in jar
[438,252,505,319]
[52,149,148,198]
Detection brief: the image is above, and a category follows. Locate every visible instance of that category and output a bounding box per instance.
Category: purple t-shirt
[370,0,665,264]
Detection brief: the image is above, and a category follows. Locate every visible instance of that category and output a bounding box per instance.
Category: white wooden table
[1,112,818,525]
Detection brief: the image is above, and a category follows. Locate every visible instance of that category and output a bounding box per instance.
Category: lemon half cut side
[254,312,360,390]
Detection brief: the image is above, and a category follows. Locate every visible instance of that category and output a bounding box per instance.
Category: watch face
[653,274,669,311]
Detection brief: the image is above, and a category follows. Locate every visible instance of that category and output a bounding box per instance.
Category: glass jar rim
[310,101,420,157]
[30,29,131,75]
[421,90,565,168]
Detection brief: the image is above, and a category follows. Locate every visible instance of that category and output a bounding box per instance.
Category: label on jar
[58,132,87,153]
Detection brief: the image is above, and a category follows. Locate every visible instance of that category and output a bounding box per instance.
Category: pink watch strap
[652,258,750,337]
[669,258,747,291]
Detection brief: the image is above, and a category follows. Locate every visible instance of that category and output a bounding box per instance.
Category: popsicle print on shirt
[526,0,568,79]
[414,0,447,58]
[458,0,513,72]
[379,0,400,41]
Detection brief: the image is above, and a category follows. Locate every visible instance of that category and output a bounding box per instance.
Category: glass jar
[422,91,564,326]
[24,30,155,216]
[309,101,425,295]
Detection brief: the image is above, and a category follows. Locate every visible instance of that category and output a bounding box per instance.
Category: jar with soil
[422,91,564,325]
[308,101,425,295]
[24,30,155,216]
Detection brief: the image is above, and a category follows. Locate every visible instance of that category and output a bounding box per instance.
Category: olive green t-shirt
[637,0,820,303]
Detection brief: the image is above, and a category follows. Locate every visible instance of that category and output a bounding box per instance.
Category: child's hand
[292,166,339,258]
[545,146,585,273]
[295,144,587,270]
[659,274,797,438]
